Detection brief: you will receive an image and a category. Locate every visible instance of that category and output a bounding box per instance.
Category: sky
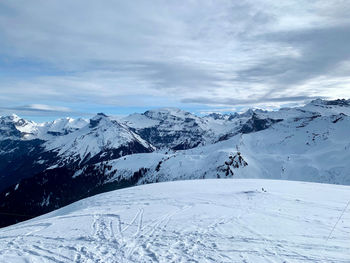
[0,0,350,121]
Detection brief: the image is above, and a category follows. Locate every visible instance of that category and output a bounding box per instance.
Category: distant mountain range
[1,98,350,227]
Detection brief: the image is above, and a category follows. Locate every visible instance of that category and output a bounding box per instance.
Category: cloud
[22,104,71,112]
[0,0,349,116]
[182,95,324,107]
[0,104,83,117]
[236,25,350,86]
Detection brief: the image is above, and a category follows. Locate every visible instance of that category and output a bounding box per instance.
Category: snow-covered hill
[1,179,349,262]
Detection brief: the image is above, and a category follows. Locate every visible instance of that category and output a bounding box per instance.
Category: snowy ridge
[0,179,349,262]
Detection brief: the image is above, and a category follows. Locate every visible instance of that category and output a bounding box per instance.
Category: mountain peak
[1,114,21,122]
[96,112,108,117]
[89,113,112,128]
[239,109,255,118]
[144,107,192,120]
[310,98,350,107]
[10,113,21,121]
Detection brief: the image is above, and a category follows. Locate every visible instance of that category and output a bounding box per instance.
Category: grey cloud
[236,25,350,87]
[134,61,223,90]
[182,95,325,106]
[0,105,85,117]
[86,59,223,90]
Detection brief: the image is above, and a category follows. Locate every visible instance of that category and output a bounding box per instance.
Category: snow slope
[0,179,349,263]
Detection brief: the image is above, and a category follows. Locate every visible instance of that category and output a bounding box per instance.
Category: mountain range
[1,98,349,227]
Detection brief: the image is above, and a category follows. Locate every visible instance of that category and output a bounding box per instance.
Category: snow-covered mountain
[0,113,153,194]
[1,179,349,262]
[32,117,88,139]
[1,99,349,228]
[122,107,211,150]
[0,114,88,141]
[44,113,154,166]
[80,110,350,186]
[0,114,36,140]
[122,107,283,149]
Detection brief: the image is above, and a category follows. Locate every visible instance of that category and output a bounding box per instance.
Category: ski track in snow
[0,179,350,263]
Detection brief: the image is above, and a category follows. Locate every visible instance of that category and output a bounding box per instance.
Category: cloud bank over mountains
[0,0,349,117]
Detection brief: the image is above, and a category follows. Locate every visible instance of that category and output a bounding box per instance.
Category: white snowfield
[0,179,349,263]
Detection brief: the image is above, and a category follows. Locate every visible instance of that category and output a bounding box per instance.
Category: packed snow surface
[0,179,349,263]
